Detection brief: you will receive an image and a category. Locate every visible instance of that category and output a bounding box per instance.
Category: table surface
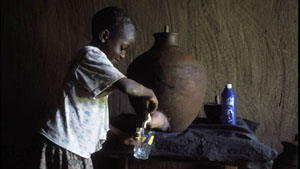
[94,114,275,169]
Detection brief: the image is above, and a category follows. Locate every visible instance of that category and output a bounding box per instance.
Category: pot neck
[152,32,179,47]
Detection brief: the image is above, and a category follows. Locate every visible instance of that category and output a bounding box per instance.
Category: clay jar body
[127,31,207,132]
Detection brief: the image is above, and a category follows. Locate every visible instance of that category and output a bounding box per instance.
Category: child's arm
[107,124,135,145]
[114,77,170,131]
[114,77,158,114]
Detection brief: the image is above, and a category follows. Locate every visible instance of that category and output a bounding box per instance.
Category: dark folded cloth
[152,117,277,163]
[107,115,277,169]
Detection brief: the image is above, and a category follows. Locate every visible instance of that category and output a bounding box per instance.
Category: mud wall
[2,0,297,156]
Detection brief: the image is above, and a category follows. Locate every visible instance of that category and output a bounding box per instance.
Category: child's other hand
[123,136,136,145]
[108,125,136,146]
[110,133,136,146]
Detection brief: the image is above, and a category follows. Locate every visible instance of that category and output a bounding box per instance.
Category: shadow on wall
[1,3,57,168]
[1,41,52,167]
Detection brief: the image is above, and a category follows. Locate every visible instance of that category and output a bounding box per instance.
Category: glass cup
[133,127,155,160]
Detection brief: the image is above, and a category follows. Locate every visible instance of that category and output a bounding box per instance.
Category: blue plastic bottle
[221,84,236,125]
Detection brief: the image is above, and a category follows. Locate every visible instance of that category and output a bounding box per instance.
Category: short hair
[92,7,134,41]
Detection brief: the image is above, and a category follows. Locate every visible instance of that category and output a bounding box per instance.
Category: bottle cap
[226,84,232,88]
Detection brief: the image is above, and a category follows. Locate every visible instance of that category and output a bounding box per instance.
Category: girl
[34,7,169,169]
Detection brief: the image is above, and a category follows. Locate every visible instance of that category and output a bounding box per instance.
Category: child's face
[104,30,136,64]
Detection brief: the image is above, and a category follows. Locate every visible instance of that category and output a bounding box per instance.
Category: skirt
[28,134,94,169]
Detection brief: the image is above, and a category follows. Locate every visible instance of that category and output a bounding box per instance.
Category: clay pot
[127,26,207,132]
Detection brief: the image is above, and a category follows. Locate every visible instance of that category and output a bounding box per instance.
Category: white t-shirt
[40,46,125,158]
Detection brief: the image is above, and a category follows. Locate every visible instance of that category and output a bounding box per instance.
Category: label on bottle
[221,88,236,125]
[226,96,234,106]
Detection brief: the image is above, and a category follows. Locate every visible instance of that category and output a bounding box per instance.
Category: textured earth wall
[2,0,298,154]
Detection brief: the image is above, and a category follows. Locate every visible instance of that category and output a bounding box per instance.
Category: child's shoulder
[84,46,106,59]
[84,46,101,53]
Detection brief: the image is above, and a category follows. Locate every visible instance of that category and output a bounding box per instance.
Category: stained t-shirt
[40,46,125,158]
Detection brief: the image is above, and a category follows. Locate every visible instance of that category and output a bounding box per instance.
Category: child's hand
[145,91,158,114]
